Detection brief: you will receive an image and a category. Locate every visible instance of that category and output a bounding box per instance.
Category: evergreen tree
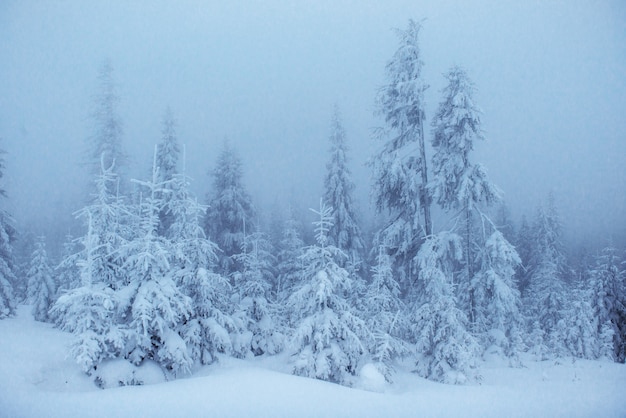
[370,20,431,294]
[515,215,533,297]
[430,66,500,327]
[598,320,616,360]
[276,209,304,302]
[55,233,81,292]
[181,267,235,365]
[288,201,367,385]
[167,169,236,366]
[205,141,255,275]
[167,171,218,279]
[27,236,57,322]
[0,252,16,319]
[119,154,193,376]
[364,245,409,382]
[411,231,478,384]
[525,251,567,356]
[155,107,181,236]
[472,229,524,361]
[51,283,124,373]
[323,106,365,272]
[0,217,16,318]
[524,197,569,356]
[232,232,282,356]
[88,60,126,192]
[0,141,17,319]
[75,156,130,290]
[589,246,626,362]
[51,199,127,374]
[565,285,597,360]
[527,194,568,284]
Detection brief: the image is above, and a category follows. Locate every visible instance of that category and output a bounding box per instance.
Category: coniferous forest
[1,15,625,397]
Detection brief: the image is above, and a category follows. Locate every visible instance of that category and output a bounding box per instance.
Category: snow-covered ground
[1,305,625,418]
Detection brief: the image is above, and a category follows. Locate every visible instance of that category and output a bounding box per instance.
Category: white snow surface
[1,305,625,418]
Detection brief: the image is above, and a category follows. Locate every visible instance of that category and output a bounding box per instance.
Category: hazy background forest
[0,0,625,257]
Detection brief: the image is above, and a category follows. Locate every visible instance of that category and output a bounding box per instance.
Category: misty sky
[0,0,625,250]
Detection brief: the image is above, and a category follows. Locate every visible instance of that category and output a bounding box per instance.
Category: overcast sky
[0,0,625,250]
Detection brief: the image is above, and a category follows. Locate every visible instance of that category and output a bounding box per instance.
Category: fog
[1,0,625,252]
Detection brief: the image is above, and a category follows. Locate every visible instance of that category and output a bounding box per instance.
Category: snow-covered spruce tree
[118,152,193,376]
[369,19,431,295]
[182,266,235,366]
[514,215,533,298]
[411,231,479,384]
[163,169,237,366]
[589,246,626,362]
[155,107,181,236]
[323,106,365,273]
[232,232,283,357]
[525,257,568,357]
[87,60,126,193]
[74,156,129,291]
[276,209,304,302]
[51,158,131,366]
[564,285,597,360]
[523,198,568,357]
[598,320,617,360]
[204,141,255,275]
[55,233,82,292]
[27,236,57,322]
[50,211,126,374]
[472,229,524,362]
[288,200,367,385]
[364,244,409,382]
[166,170,217,276]
[9,233,28,303]
[430,66,500,328]
[526,194,568,286]
[0,142,17,319]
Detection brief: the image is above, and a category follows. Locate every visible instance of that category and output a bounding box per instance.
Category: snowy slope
[1,305,625,418]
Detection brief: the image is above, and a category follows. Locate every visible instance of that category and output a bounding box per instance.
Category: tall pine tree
[155,107,181,236]
[524,197,568,356]
[74,156,130,290]
[472,229,524,361]
[430,66,500,327]
[204,141,255,275]
[276,208,304,302]
[119,151,193,376]
[167,167,235,366]
[323,106,365,272]
[27,236,57,322]
[589,246,626,362]
[87,60,126,194]
[232,232,282,356]
[370,20,432,294]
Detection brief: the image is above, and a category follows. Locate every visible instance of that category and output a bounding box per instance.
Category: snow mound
[357,363,387,392]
